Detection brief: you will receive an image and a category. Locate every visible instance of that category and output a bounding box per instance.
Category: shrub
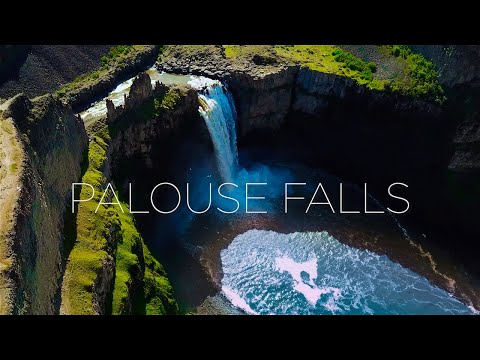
[367,62,377,72]
[332,48,377,81]
[101,55,109,67]
[392,46,401,57]
[386,45,445,104]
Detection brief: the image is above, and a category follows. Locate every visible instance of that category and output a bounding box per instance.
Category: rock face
[159,45,297,135]
[0,45,113,100]
[410,45,480,174]
[107,77,201,168]
[410,45,480,87]
[228,66,298,135]
[160,46,440,136]
[60,73,198,315]
[0,94,87,314]
[0,46,31,84]
[62,45,160,111]
[159,46,480,275]
[106,71,165,124]
[449,109,480,172]
[294,67,440,115]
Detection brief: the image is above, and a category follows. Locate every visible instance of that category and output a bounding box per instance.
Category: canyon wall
[106,75,200,315]
[64,46,161,111]
[60,73,196,314]
[410,45,480,88]
[410,45,480,174]
[161,48,479,274]
[0,94,87,314]
[0,45,114,100]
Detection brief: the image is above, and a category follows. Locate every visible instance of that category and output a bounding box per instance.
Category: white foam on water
[222,286,259,315]
[187,76,219,90]
[220,229,475,315]
[274,256,341,307]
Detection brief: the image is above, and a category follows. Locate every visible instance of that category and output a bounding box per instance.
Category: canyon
[0,45,479,314]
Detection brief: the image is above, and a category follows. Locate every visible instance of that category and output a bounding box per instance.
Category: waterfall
[189,77,239,182]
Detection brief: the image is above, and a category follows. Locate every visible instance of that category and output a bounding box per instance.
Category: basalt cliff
[160,45,480,274]
[0,45,479,314]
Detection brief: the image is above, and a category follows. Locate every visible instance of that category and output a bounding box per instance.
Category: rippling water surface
[220,229,474,315]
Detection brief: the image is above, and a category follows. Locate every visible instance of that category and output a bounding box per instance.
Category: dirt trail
[0,99,24,313]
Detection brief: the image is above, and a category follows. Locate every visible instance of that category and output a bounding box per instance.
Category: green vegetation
[223,45,236,59]
[273,45,444,103]
[155,86,186,111]
[101,45,134,67]
[63,122,177,315]
[113,199,177,315]
[62,126,118,314]
[384,45,445,103]
[56,45,155,97]
[331,48,377,81]
[109,86,186,137]
[223,45,274,60]
[274,45,386,90]
[157,45,167,61]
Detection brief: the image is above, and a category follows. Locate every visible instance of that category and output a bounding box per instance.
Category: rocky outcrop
[92,256,115,314]
[0,94,87,314]
[159,45,298,135]
[106,72,168,124]
[107,79,201,168]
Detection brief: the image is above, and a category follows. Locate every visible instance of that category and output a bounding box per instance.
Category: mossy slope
[61,122,177,315]
[113,199,177,315]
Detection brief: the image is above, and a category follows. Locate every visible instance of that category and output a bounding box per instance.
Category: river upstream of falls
[79,67,480,315]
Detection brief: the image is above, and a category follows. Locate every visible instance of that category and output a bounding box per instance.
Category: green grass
[100,45,133,68]
[112,199,177,315]
[384,45,445,103]
[108,86,186,137]
[274,45,444,103]
[223,45,237,58]
[62,127,119,314]
[155,86,186,111]
[274,45,386,90]
[223,45,274,59]
[56,45,155,97]
[63,123,177,315]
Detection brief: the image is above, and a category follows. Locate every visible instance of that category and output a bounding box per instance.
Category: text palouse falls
[72,181,410,215]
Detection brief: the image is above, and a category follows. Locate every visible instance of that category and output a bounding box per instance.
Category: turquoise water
[220,229,475,315]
